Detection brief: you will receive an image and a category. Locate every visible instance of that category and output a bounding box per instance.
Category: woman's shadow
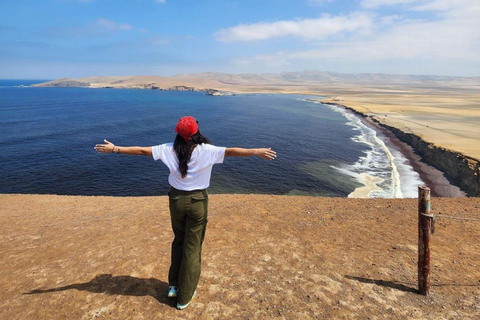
[24,274,174,307]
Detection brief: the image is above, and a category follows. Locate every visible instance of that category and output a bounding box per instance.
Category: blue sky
[1,0,479,79]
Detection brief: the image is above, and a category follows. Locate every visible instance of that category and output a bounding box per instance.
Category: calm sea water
[0,79,422,197]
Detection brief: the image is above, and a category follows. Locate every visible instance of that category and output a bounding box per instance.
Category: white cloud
[379,15,402,25]
[412,1,449,11]
[65,19,134,37]
[412,0,478,13]
[360,0,421,8]
[227,1,480,76]
[155,0,166,3]
[307,0,334,5]
[149,39,171,46]
[215,12,373,42]
[360,0,477,12]
[93,19,133,31]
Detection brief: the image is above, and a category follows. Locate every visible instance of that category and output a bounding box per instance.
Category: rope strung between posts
[420,212,480,223]
[419,212,480,235]
[433,214,480,223]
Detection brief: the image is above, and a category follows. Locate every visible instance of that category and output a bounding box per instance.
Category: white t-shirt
[152,143,226,191]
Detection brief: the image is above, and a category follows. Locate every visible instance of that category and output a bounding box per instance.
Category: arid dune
[1,194,479,319]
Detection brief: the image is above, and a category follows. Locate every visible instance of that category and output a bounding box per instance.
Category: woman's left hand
[94,139,115,153]
[255,148,277,160]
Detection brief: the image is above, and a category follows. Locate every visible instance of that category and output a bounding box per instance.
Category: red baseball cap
[175,116,198,142]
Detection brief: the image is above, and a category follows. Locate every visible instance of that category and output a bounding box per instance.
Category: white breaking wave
[303,99,424,198]
[373,134,402,198]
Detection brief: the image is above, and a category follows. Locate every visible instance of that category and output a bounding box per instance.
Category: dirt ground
[0,194,479,319]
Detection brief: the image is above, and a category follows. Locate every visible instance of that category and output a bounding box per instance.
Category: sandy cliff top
[1,194,479,319]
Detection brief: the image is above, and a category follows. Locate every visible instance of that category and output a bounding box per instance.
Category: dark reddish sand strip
[358,115,465,197]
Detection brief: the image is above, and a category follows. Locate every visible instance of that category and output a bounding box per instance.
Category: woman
[94,116,276,310]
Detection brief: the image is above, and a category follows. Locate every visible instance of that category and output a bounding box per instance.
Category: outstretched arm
[225,147,276,160]
[94,139,153,156]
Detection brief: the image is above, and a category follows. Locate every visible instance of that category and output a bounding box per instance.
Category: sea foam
[306,100,424,198]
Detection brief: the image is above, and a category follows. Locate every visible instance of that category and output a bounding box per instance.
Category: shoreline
[317,100,408,198]
[321,101,478,196]
[356,109,465,197]
[367,119,466,197]
[23,79,480,196]
[310,99,464,197]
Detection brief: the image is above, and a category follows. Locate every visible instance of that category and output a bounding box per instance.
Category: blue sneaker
[176,290,196,310]
[167,286,178,298]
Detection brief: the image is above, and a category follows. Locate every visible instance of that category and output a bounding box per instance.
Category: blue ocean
[0,79,423,197]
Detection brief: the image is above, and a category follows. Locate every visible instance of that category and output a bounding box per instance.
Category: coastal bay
[0,85,380,197]
[6,79,457,198]
[30,71,480,196]
[34,71,480,156]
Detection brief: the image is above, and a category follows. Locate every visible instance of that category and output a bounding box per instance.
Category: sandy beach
[1,194,479,319]
[353,112,465,198]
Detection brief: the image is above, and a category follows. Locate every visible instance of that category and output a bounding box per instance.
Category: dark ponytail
[174,130,210,178]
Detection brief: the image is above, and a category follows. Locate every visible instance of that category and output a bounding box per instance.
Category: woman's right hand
[94,139,115,153]
[255,148,277,160]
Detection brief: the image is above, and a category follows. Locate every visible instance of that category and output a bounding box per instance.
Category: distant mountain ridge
[32,70,480,91]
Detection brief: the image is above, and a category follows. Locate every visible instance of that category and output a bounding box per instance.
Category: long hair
[174,130,210,178]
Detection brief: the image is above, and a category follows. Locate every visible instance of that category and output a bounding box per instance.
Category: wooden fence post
[418,185,432,295]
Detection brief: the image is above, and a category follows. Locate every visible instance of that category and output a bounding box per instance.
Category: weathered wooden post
[418,185,432,295]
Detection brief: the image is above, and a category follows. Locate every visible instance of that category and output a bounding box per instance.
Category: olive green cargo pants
[168,187,208,305]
